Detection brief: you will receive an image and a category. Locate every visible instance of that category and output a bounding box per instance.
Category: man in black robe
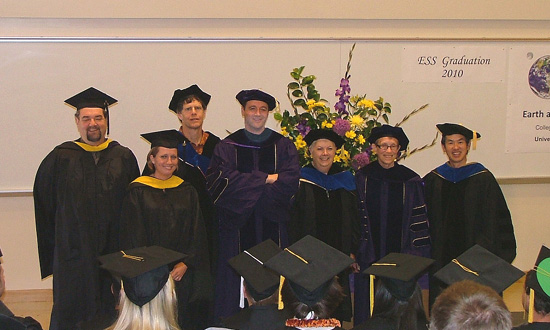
[33,88,140,330]
[424,123,516,305]
[206,89,300,320]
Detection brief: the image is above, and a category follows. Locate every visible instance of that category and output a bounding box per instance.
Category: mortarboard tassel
[472,130,477,150]
[278,276,285,310]
[528,288,535,323]
[370,274,375,317]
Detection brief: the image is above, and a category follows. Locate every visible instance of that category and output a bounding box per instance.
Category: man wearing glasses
[353,124,431,326]
[423,123,516,306]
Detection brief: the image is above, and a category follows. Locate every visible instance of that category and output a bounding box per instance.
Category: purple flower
[297,120,311,137]
[334,101,348,115]
[332,118,351,136]
[351,151,371,170]
[340,78,351,93]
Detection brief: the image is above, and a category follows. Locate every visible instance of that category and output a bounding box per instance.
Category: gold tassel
[278,276,285,310]
[528,288,535,323]
[472,130,477,150]
[370,275,375,317]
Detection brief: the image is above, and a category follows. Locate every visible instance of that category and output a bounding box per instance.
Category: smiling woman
[119,130,213,330]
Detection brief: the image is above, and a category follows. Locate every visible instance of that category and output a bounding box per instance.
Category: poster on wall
[507,47,550,153]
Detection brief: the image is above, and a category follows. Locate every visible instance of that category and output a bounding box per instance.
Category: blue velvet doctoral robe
[289,164,360,322]
[423,162,516,305]
[34,139,139,330]
[206,128,300,320]
[353,161,431,326]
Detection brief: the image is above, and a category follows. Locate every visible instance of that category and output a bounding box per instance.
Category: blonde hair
[106,277,180,330]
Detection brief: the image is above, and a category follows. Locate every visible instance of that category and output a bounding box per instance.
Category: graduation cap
[228,239,282,302]
[65,87,118,135]
[304,129,345,149]
[264,235,353,307]
[364,253,434,302]
[526,246,550,322]
[236,89,277,111]
[140,129,185,149]
[98,246,185,307]
[367,125,409,151]
[433,244,524,294]
[168,84,211,113]
[437,123,481,149]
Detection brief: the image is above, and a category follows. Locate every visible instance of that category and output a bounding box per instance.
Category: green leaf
[296,66,305,75]
[292,90,303,97]
[288,82,300,90]
[382,114,389,123]
[294,99,307,107]
[273,112,282,121]
[290,72,300,80]
[302,75,315,85]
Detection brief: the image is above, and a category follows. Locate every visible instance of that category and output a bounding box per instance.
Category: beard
[86,126,104,142]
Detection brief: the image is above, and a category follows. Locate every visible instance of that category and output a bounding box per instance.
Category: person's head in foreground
[430,280,512,330]
[522,245,550,324]
[99,246,186,330]
[265,235,354,329]
[228,239,282,307]
[363,253,434,330]
[436,123,481,168]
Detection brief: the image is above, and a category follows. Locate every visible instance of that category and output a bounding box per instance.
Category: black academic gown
[514,323,550,330]
[221,305,290,330]
[423,162,516,304]
[120,176,212,330]
[289,164,360,322]
[206,129,300,320]
[34,139,139,330]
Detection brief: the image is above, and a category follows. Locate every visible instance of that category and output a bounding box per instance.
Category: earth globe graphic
[529,55,550,99]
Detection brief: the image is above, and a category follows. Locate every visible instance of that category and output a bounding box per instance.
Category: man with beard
[34,87,140,330]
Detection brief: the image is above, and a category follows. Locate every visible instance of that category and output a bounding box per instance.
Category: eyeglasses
[375,144,399,151]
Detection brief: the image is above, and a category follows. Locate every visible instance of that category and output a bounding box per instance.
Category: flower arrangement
[274,43,436,171]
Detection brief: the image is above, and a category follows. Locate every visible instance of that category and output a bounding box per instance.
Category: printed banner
[402,45,506,83]
[506,47,550,153]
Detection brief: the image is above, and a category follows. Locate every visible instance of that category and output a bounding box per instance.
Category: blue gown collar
[300,165,356,191]
[435,162,487,183]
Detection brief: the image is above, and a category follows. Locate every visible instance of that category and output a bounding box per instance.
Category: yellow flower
[345,130,357,139]
[306,99,316,112]
[294,135,307,150]
[321,120,335,129]
[349,115,365,130]
[357,99,375,108]
[333,154,341,163]
[314,101,325,108]
[356,134,366,145]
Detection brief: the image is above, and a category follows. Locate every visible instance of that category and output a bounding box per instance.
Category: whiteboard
[0,39,548,192]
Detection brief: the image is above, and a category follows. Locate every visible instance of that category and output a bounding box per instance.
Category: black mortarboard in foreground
[236,89,277,111]
[434,244,524,294]
[140,129,185,149]
[65,87,117,111]
[264,235,353,306]
[168,84,211,113]
[437,123,481,140]
[304,129,345,149]
[527,245,550,301]
[228,239,282,301]
[364,253,434,301]
[368,125,409,151]
[98,246,185,307]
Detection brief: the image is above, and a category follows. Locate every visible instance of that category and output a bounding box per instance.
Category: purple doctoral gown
[353,161,431,325]
[206,128,300,319]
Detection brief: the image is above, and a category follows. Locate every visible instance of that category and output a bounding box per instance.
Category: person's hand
[349,254,360,273]
[266,174,279,184]
[0,264,6,297]
[170,262,188,282]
